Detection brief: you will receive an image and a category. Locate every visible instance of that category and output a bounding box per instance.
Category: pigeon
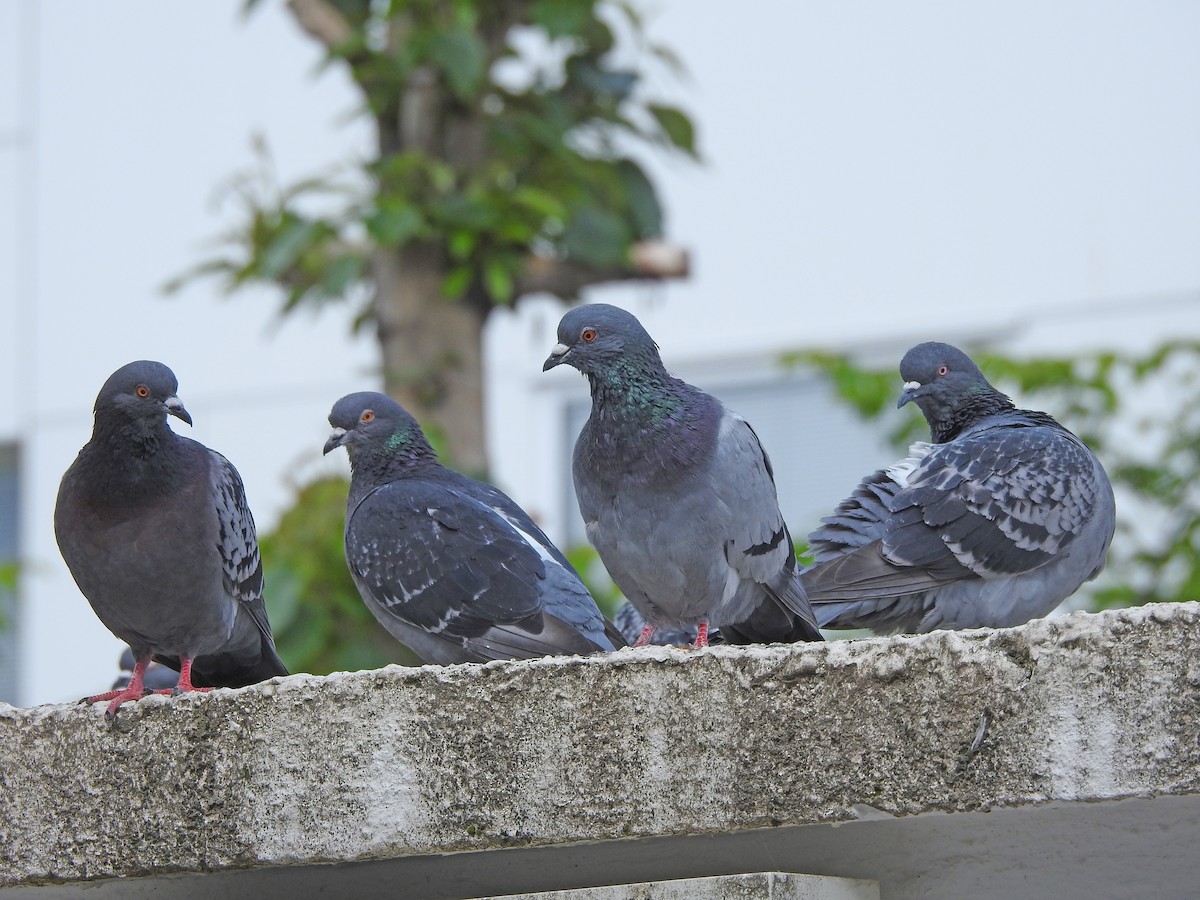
[55,361,288,717]
[802,341,1116,633]
[543,303,822,648]
[324,391,625,664]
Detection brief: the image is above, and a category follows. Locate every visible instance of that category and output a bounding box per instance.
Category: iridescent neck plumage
[586,355,689,426]
[350,426,439,488]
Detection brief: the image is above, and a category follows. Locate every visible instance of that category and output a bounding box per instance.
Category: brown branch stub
[516,240,690,299]
[285,0,352,49]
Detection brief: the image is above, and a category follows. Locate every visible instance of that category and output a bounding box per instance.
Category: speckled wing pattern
[885,416,1098,578]
[345,480,546,638]
[805,415,1101,601]
[208,449,273,640]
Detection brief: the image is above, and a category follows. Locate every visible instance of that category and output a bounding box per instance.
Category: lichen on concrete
[2,602,1198,890]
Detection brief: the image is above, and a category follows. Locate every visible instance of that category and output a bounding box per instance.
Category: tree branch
[515,240,690,298]
[285,0,351,49]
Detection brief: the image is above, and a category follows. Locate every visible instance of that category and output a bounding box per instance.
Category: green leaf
[511,186,566,220]
[483,259,514,302]
[442,264,474,298]
[448,229,478,260]
[321,254,364,296]
[531,0,594,39]
[561,206,632,267]
[429,28,486,100]
[259,218,327,279]
[366,203,425,245]
[648,104,698,157]
[430,193,496,230]
[616,159,663,237]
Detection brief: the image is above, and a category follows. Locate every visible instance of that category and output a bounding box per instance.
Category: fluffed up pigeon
[324,392,625,664]
[802,341,1116,633]
[543,303,822,648]
[55,361,288,717]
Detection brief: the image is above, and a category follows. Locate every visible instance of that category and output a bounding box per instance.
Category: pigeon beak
[323,427,349,456]
[542,343,571,371]
[897,381,921,409]
[165,395,192,426]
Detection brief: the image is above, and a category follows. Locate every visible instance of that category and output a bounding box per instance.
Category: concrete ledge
[485,872,880,899]
[2,603,1199,898]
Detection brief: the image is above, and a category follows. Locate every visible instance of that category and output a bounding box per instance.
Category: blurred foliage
[564,543,623,620]
[172,0,696,317]
[790,340,1200,611]
[0,562,14,630]
[260,475,421,675]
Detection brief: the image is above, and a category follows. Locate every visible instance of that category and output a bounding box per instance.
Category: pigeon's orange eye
[937,365,949,376]
[581,328,598,343]
[361,410,375,423]
[135,385,150,398]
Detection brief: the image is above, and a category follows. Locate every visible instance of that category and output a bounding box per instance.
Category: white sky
[2,0,1198,705]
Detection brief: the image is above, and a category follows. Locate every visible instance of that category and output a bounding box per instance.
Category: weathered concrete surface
[1,602,1198,897]
[484,872,880,900]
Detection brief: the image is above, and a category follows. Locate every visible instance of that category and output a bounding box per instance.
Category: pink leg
[149,657,211,697]
[693,621,709,649]
[85,657,151,717]
[633,625,656,648]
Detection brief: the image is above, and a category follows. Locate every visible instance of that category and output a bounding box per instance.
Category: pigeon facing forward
[324,392,624,664]
[543,303,822,648]
[803,342,1116,633]
[55,361,287,717]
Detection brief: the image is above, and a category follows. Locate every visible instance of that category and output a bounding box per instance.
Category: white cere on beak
[550,342,570,357]
[903,380,921,392]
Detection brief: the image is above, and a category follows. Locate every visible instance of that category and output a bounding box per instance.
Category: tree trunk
[370,241,490,475]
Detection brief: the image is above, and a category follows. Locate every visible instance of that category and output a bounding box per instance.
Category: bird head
[95,360,192,428]
[324,391,431,463]
[896,342,997,422]
[542,303,662,377]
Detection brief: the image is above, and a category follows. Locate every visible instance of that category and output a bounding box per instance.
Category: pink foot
[84,657,151,718]
[84,656,210,719]
[692,621,709,649]
[165,657,211,696]
[633,625,656,648]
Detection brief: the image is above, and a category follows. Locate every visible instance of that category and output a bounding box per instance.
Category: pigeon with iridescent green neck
[325,391,624,663]
[544,303,822,648]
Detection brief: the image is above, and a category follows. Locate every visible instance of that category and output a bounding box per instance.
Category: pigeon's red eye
[937,365,949,377]
[361,410,375,423]
[581,328,598,343]
[135,385,150,398]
